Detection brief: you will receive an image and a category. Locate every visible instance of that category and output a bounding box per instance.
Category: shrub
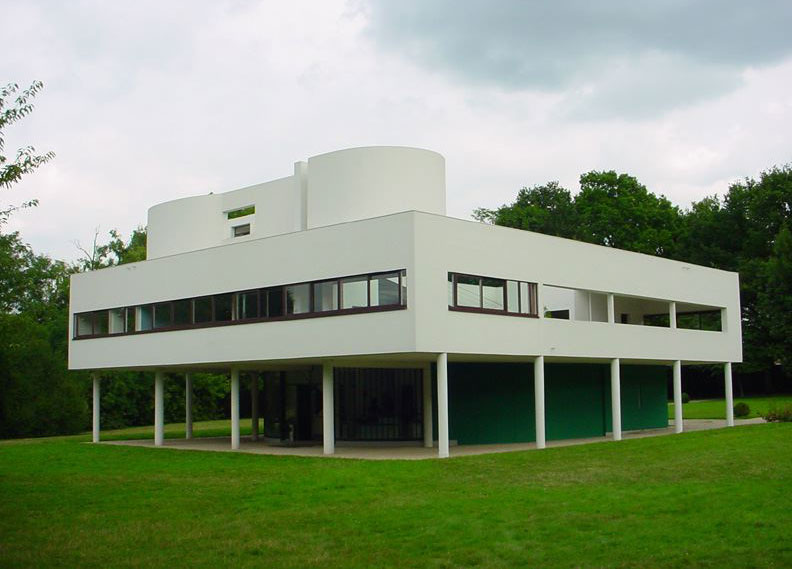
[733,402,750,417]
[681,393,690,404]
[763,405,792,423]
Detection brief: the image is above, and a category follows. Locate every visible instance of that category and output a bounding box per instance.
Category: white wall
[306,147,445,229]
[412,212,742,364]
[147,176,299,259]
[71,210,743,371]
[70,213,416,370]
[145,146,446,260]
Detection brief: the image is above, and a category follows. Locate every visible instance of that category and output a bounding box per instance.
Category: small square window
[285,284,311,314]
[214,294,233,321]
[194,298,213,323]
[342,276,368,309]
[174,299,192,326]
[313,281,339,312]
[237,291,259,320]
[76,313,93,337]
[232,224,251,237]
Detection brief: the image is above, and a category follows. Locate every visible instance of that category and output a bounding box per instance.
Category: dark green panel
[545,364,608,441]
[439,362,669,446]
[447,363,535,444]
[620,365,669,431]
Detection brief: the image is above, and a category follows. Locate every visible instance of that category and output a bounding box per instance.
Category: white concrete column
[322,362,335,455]
[185,373,193,440]
[673,360,683,433]
[250,373,259,442]
[422,363,433,448]
[669,301,677,330]
[607,293,615,324]
[437,353,449,458]
[534,356,546,449]
[725,362,734,427]
[231,369,240,450]
[154,371,164,447]
[92,372,100,443]
[610,358,622,441]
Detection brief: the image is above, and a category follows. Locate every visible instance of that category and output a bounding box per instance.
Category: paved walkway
[104,418,764,460]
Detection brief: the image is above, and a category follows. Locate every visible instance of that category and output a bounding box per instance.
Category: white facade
[70,146,742,455]
[146,146,445,259]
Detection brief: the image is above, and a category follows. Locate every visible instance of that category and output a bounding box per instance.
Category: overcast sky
[3,0,792,261]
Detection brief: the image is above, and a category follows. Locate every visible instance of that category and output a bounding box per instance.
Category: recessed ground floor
[103,418,763,460]
[91,357,739,458]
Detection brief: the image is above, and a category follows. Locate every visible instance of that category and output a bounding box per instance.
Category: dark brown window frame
[73,269,408,340]
[448,272,539,318]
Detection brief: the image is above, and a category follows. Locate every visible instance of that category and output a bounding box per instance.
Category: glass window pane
[507,281,519,313]
[482,278,505,310]
[456,275,481,308]
[267,287,283,317]
[109,308,125,334]
[174,299,192,326]
[448,273,454,306]
[400,270,407,306]
[370,272,400,306]
[153,303,172,329]
[519,282,531,314]
[313,281,338,312]
[126,307,136,332]
[139,305,153,331]
[237,291,259,320]
[285,284,310,314]
[214,294,233,321]
[76,313,93,336]
[341,277,368,309]
[91,311,107,335]
[233,224,250,237]
[194,298,212,323]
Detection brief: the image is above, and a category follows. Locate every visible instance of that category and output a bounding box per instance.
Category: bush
[681,393,690,404]
[733,402,750,417]
[763,405,792,422]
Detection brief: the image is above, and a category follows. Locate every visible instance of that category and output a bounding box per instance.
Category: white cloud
[1,0,790,262]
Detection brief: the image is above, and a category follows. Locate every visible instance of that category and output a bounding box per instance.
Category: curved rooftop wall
[146,146,446,259]
[305,146,446,229]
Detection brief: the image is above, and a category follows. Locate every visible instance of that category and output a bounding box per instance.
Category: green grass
[668,395,792,420]
[1,423,791,568]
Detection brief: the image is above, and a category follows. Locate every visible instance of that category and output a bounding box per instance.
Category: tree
[0,81,54,224]
[0,231,86,438]
[473,181,578,238]
[0,231,71,322]
[76,227,147,271]
[761,223,792,370]
[574,171,681,256]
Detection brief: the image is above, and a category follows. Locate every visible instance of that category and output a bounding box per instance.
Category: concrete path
[103,418,764,460]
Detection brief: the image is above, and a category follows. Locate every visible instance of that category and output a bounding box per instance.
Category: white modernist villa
[70,146,743,457]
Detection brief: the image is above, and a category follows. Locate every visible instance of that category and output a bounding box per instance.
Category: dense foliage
[475,167,792,382]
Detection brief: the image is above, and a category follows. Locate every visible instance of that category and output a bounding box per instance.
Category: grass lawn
[668,395,792,420]
[1,423,791,568]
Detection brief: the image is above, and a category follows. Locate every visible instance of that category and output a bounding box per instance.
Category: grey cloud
[365,0,792,117]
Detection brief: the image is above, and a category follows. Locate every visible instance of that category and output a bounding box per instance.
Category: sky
[2,0,792,261]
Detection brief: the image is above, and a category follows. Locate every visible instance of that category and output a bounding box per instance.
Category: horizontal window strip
[448,272,539,318]
[73,269,407,339]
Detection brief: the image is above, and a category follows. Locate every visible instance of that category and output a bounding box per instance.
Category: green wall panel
[545,364,609,441]
[447,363,535,444]
[440,362,669,446]
[604,365,669,431]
